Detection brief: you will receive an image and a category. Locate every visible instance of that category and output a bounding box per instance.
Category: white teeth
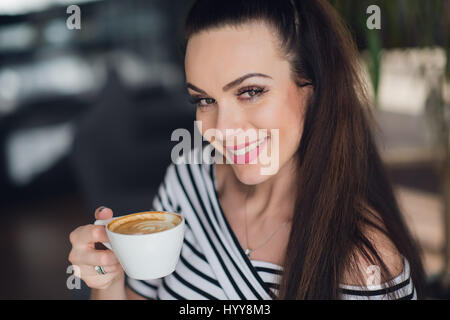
[228,136,267,156]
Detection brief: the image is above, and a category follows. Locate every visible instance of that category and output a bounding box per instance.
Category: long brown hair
[183,0,425,299]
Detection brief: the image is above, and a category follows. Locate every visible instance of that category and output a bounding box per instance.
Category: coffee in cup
[108,211,182,235]
[95,210,185,280]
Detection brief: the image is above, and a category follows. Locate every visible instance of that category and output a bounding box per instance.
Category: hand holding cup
[68,207,124,290]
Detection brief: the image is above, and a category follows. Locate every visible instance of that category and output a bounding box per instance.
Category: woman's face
[185,22,312,185]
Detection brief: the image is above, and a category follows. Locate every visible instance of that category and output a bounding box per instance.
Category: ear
[296,81,313,88]
[295,78,314,94]
[296,80,314,102]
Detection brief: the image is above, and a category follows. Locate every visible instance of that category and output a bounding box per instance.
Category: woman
[68,0,425,299]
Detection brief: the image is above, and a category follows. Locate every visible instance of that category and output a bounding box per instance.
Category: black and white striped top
[126,147,417,300]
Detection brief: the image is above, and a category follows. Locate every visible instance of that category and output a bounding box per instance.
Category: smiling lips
[224,136,269,164]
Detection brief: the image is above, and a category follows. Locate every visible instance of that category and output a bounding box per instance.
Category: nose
[214,101,248,146]
[216,105,258,146]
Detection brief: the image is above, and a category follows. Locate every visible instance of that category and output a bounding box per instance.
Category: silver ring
[94,265,106,275]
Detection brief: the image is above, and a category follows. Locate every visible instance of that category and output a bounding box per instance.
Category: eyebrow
[186,72,272,95]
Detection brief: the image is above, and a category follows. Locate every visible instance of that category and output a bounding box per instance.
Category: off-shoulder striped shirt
[125,147,416,300]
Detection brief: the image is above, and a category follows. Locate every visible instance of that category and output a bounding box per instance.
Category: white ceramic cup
[94,211,185,280]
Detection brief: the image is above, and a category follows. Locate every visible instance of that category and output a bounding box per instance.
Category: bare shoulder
[341,208,404,286]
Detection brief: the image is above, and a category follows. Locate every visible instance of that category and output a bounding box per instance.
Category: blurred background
[0,0,448,299]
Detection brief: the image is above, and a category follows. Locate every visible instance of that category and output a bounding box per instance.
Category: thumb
[95,206,113,220]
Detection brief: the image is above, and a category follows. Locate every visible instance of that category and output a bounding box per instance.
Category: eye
[188,96,216,110]
[237,86,267,101]
[198,97,215,106]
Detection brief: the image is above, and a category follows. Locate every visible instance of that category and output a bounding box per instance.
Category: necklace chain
[243,189,289,259]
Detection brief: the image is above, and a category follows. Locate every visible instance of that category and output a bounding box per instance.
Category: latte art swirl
[108,211,182,235]
[113,219,177,235]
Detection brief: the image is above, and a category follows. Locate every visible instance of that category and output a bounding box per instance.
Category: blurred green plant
[365,28,382,105]
[330,0,449,96]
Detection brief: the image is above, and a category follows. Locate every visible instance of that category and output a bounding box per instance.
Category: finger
[77,263,123,277]
[95,206,113,221]
[71,224,110,247]
[78,247,120,266]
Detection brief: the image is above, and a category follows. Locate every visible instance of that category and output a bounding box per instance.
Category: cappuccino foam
[108,211,181,235]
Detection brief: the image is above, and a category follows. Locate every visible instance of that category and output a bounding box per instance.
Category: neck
[220,157,298,224]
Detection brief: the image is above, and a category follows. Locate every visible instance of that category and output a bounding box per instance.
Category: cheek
[267,91,305,136]
[286,102,305,141]
[275,90,306,154]
[196,110,217,143]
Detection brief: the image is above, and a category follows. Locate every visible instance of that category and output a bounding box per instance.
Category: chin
[230,164,272,186]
